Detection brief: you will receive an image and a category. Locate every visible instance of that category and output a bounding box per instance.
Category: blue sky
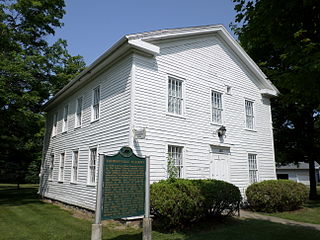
[48,1,237,65]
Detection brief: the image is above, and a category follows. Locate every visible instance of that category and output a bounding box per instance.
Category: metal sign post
[143,156,152,240]
[91,154,105,240]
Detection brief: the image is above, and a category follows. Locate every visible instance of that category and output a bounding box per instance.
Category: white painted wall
[277,169,319,185]
[39,55,133,210]
[40,33,277,210]
[132,34,276,194]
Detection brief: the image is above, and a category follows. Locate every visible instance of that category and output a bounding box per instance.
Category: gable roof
[43,24,279,111]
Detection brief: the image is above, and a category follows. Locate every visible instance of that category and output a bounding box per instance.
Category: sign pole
[143,156,152,240]
[91,154,105,240]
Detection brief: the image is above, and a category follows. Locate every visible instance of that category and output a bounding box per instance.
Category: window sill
[70,182,78,185]
[61,131,67,134]
[86,184,96,187]
[74,125,82,130]
[166,113,186,120]
[90,118,100,124]
[210,122,223,127]
[244,128,257,132]
[57,181,64,183]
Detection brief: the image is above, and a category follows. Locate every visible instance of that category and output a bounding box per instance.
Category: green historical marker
[102,146,146,220]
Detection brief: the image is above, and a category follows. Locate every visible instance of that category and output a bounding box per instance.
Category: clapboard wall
[131,34,276,194]
[39,55,133,210]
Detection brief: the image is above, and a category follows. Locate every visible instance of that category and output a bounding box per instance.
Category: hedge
[150,179,241,230]
[246,180,308,213]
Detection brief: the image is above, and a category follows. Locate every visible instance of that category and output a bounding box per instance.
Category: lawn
[1,184,320,240]
[266,188,320,225]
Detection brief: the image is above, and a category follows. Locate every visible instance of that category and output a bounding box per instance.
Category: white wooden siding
[39,55,133,210]
[131,34,276,194]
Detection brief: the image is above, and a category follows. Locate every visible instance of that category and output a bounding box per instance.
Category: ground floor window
[88,148,97,184]
[277,174,289,180]
[167,145,183,178]
[248,153,258,183]
[72,150,79,182]
[58,152,65,182]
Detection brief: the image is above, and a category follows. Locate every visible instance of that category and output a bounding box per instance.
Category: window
[168,77,183,115]
[62,105,68,132]
[211,91,223,123]
[49,154,54,180]
[168,145,183,178]
[92,86,100,121]
[248,154,258,183]
[245,100,254,129]
[88,148,97,184]
[58,152,65,182]
[71,150,79,182]
[52,112,58,136]
[75,97,83,127]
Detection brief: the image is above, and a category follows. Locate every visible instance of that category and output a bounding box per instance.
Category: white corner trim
[128,39,160,55]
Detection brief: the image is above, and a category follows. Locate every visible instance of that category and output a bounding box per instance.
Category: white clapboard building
[39,25,279,210]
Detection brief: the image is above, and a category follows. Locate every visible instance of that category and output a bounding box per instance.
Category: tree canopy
[232,0,320,199]
[0,0,85,184]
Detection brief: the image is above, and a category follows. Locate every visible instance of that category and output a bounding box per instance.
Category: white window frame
[52,112,58,137]
[75,96,83,128]
[167,145,184,179]
[62,104,69,132]
[211,90,223,124]
[245,99,255,130]
[248,153,258,184]
[91,86,100,122]
[58,152,65,182]
[49,154,54,180]
[71,149,79,183]
[87,147,98,185]
[167,76,185,116]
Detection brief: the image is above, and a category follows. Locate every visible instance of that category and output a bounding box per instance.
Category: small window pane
[89,148,97,184]
[62,105,68,132]
[93,87,100,120]
[248,154,258,183]
[245,100,254,129]
[76,97,83,127]
[168,145,183,178]
[168,77,183,115]
[72,150,79,182]
[49,154,54,180]
[212,91,223,123]
[59,153,65,181]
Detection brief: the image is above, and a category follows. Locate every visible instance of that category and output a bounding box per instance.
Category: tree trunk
[309,159,317,200]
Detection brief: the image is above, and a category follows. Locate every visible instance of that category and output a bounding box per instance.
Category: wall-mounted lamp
[217,126,226,138]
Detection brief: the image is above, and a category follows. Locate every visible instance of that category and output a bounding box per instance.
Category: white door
[210,147,230,182]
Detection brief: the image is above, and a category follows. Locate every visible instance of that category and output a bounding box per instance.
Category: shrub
[150,179,203,229]
[150,179,241,230]
[246,180,308,213]
[193,179,242,216]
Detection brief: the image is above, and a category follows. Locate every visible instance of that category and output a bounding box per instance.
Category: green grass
[1,184,320,240]
[263,186,320,225]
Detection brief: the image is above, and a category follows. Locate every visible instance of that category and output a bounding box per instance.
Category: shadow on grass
[106,233,142,240]
[0,185,42,206]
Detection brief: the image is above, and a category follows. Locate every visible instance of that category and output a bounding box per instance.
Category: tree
[232,0,320,199]
[0,0,85,186]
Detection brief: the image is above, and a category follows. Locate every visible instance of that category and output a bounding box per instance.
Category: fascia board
[128,39,160,55]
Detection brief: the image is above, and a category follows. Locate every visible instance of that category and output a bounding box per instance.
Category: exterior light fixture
[217,126,226,138]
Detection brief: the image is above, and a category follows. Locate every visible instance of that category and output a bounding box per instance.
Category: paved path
[240,210,320,231]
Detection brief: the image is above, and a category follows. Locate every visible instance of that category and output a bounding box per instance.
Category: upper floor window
[168,145,183,178]
[75,97,83,127]
[62,104,68,132]
[248,153,258,183]
[49,154,54,180]
[245,100,254,129]
[58,152,65,182]
[71,150,79,182]
[88,148,97,184]
[52,112,58,137]
[211,91,223,124]
[168,77,183,115]
[92,86,100,121]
